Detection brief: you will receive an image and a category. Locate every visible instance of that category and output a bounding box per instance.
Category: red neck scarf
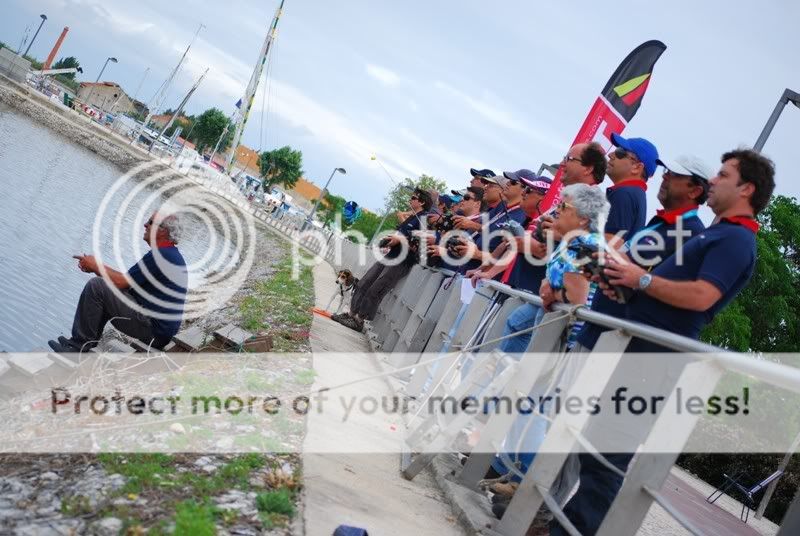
[608,179,648,191]
[655,205,699,225]
[721,216,759,233]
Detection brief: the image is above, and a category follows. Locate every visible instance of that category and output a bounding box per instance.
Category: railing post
[596,359,724,536]
[493,329,630,536]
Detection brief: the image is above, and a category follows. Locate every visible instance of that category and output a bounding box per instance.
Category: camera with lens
[445,235,467,258]
[435,211,457,234]
[568,243,635,303]
[498,219,525,238]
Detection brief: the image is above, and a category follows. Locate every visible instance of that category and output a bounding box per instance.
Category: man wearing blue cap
[572,133,657,354]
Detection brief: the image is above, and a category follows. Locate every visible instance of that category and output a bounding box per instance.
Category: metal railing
[293,231,800,536]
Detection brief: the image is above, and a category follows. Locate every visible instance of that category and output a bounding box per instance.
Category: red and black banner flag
[538,39,667,210]
[501,40,666,283]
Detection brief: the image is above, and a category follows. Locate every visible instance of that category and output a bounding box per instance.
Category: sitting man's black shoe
[48,337,84,354]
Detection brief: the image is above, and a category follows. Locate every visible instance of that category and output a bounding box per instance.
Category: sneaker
[339,316,364,332]
[58,336,87,352]
[48,339,77,353]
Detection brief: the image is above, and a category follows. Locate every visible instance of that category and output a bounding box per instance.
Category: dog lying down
[326,269,358,314]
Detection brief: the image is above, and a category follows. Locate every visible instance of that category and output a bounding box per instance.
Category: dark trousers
[349,259,412,321]
[71,277,168,350]
[550,452,633,536]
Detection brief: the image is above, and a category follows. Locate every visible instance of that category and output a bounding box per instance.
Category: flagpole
[226,0,286,173]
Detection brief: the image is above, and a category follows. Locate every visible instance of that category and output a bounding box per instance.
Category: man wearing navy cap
[573,133,656,354]
[470,167,496,190]
[553,149,776,536]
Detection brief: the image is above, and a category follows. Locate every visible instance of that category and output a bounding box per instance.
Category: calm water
[0,104,231,351]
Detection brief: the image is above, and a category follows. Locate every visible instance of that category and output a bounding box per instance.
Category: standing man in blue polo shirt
[553,148,776,536]
[625,154,710,270]
[573,133,656,354]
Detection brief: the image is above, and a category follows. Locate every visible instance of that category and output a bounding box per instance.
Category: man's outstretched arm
[73,254,131,289]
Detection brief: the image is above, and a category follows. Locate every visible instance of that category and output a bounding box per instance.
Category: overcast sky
[3,0,798,217]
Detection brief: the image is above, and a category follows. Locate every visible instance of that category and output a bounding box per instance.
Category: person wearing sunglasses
[48,211,187,354]
[553,151,776,536]
[469,167,496,190]
[572,133,657,354]
[451,174,525,273]
[336,188,433,332]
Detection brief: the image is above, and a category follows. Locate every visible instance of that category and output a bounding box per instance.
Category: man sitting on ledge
[48,211,188,353]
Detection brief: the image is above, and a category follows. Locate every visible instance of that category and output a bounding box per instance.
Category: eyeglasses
[410,195,420,201]
[562,155,582,163]
[462,195,475,201]
[506,179,520,186]
[556,201,576,211]
[613,147,639,162]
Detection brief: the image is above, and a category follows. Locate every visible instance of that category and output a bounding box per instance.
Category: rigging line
[262,39,276,151]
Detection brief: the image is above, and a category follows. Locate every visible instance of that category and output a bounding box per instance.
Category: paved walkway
[302,261,463,536]
[301,261,779,536]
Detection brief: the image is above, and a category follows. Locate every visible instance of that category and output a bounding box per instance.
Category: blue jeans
[550,453,633,535]
[489,302,545,480]
[499,303,544,354]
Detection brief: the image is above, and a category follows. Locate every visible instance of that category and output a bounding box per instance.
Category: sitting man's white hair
[152,203,184,244]
[560,183,610,233]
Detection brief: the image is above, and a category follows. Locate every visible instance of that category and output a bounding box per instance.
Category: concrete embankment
[0,74,153,170]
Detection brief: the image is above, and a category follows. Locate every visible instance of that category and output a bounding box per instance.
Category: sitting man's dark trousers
[71,277,174,351]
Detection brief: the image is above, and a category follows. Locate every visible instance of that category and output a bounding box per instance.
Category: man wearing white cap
[550,153,712,536]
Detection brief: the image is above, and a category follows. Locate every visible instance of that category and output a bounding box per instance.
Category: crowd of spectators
[331,138,776,535]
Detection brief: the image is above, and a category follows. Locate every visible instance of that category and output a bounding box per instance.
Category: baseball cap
[521,176,553,195]
[611,133,659,178]
[655,155,712,181]
[470,168,496,179]
[503,169,552,194]
[438,194,457,209]
[451,188,468,197]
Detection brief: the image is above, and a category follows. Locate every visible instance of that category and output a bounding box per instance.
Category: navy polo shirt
[127,245,188,337]
[625,206,706,267]
[626,219,758,351]
[386,210,427,259]
[462,204,526,274]
[576,180,648,350]
[506,217,547,293]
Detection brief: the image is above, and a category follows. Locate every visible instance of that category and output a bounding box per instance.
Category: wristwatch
[638,273,653,290]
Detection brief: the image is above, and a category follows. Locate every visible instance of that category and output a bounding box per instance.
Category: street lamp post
[754,88,800,153]
[95,56,118,83]
[86,57,118,112]
[303,167,346,231]
[23,14,47,57]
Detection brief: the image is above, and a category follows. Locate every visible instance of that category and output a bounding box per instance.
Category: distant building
[132,99,149,118]
[77,81,136,114]
[150,113,191,130]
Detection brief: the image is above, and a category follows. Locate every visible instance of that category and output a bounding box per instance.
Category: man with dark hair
[606,148,775,348]
[336,188,432,331]
[573,133,657,354]
[553,149,776,536]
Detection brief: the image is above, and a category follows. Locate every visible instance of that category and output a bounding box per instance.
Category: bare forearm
[643,277,718,311]
[96,265,130,289]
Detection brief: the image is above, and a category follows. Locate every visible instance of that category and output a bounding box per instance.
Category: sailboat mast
[225,0,285,173]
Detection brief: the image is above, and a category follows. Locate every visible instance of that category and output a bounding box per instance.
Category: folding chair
[706,469,785,522]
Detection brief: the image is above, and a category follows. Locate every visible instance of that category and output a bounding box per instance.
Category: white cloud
[433,80,568,153]
[365,63,401,86]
